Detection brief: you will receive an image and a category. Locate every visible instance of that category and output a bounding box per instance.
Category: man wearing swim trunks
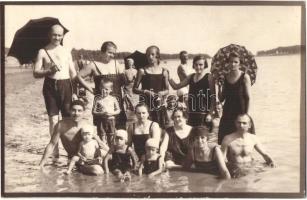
[221,114,275,178]
[39,100,108,175]
[33,24,78,158]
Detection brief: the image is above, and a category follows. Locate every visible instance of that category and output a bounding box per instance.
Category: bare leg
[49,115,59,158]
[65,156,80,174]
[214,146,231,179]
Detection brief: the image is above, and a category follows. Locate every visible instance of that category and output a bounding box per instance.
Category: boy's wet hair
[101,41,117,52]
[71,100,85,110]
[192,55,208,69]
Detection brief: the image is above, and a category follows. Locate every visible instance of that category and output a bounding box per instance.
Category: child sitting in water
[104,130,138,182]
[92,78,120,146]
[138,138,164,178]
[184,126,231,179]
[65,125,103,174]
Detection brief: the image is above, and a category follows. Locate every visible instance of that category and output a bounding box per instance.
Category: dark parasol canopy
[124,50,148,70]
[8,17,69,64]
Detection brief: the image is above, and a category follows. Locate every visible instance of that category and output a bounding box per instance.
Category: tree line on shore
[71,48,211,61]
[256,45,301,56]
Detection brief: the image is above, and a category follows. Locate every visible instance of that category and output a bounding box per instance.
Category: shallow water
[4,55,303,195]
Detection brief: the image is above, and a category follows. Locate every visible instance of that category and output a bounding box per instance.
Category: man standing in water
[221,114,275,178]
[39,100,108,175]
[177,51,192,105]
[33,24,77,158]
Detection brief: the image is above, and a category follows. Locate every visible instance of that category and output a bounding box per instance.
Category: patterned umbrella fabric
[211,44,257,86]
[8,17,69,64]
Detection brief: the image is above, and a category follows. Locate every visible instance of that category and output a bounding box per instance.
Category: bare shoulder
[138,68,145,75]
[162,67,169,76]
[243,73,251,83]
[222,133,237,145]
[151,121,160,129]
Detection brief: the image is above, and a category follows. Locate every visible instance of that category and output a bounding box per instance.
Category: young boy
[138,138,164,178]
[164,95,178,128]
[92,78,120,146]
[104,130,138,182]
[65,124,103,174]
[184,126,231,179]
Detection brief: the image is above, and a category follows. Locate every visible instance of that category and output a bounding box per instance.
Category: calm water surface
[4,55,302,194]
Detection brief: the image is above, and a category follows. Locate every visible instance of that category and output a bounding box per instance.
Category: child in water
[92,78,120,146]
[65,125,103,174]
[184,126,231,179]
[138,138,164,178]
[104,130,138,182]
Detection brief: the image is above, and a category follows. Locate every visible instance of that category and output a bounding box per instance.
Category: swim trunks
[42,77,72,117]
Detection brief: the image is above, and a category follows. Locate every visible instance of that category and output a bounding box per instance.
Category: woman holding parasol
[211,44,257,144]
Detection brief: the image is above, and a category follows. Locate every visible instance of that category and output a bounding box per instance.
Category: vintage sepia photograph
[1,1,306,198]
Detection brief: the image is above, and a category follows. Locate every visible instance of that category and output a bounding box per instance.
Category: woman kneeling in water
[184,126,231,179]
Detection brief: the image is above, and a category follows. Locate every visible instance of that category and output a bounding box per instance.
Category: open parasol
[8,17,69,64]
[211,44,257,86]
[124,50,148,70]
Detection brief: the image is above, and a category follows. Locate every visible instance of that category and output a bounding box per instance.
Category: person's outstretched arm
[169,74,191,90]
[76,62,95,94]
[103,151,112,174]
[39,122,61,168]
[33,49,57,78]
[128,147,139,171]
[254,136,275,167]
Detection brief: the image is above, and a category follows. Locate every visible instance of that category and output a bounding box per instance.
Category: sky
[4,4,302,56]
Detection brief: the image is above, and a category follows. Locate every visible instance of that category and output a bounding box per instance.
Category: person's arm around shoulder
[243,73,252,114]
[76,62,95,94]
[221,134,232,161]
[33,49,56,78]
[39,122,61,168]
[169,73,192,90]
[148,156,164,178]
[253,135,275,167]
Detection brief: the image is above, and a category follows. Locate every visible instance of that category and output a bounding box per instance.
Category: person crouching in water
[104,130,138,182]
[184,126,231,179]
[92,78,120,146]
[138,138,164,178]
[65,124,103,175]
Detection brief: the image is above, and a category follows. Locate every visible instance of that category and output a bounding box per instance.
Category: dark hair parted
[71,100,85,110]
[134,102,149,113]
[101,41,117,52]
[192,55,208,69]
[227,52,242,63]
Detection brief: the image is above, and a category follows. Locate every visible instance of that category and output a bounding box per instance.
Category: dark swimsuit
[92,61,127,129]
[109,146,133,173]
[165,126,192,165]
[143,156,161,175]
[218,73,255,144]
[131,121,154,159]
[139,68,167,128]
[187,73,211,127]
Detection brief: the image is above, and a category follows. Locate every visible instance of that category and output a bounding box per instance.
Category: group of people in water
[37,24,275,182]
